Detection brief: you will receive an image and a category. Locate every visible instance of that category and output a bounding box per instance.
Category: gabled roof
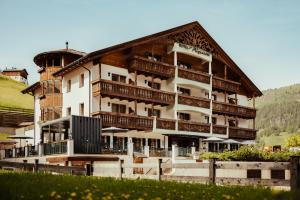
[21,81,40,94]
[2,68,28,76]
[53,21,262,96]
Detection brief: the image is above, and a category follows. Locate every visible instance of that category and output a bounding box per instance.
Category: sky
[0,0,299,90]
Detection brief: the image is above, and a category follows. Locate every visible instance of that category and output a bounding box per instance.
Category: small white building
[1,68,28,84]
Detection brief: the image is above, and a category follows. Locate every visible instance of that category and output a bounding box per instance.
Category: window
[228,97,237,104]
[205,116,217,124]
[53,56,61,66]
[47,58,53,67]
[177,61,191,69]
[205,92,216,100]
[47,80,53,94]
[148,82,161,90]
[177,112,190,121]
[54,80,60,93]
[177,87,191,96]
[228,119,238,127]
[112,74,126,83]
[144,52,161,61]
[79,74,84,87]
[67,107,71,116]
[67,80,71,92]
[148,109,161,118]
[112,103,126,113]
[79,103,84,116]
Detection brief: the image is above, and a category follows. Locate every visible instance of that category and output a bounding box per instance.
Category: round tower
[33,46,85,122]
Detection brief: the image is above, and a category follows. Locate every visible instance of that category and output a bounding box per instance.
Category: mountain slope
[255,83,300,145]
[0,74,33,109]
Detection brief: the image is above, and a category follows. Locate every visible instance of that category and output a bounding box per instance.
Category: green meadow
[0,170,297,200]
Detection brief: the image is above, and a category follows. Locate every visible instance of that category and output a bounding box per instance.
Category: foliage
[0,133,11,140]
[0,170,296,200]
[285,134,300,147]
[255,83,300,137]
[200,146,300,162]
[0,74,33,109]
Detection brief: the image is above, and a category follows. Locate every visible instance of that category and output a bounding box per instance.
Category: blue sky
[0,0,299,90]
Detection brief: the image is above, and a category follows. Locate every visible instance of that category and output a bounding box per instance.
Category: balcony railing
[93,111,153,131]
[212,76,240,93]
[212,124,227,135]
[178,94,210,108]
[43,141,67,155]
[178,68,210,84]
[229,127,256,140]
[92,79,175,106]
[178,121,210,133]
[213,101,256,118]
[130,55,175,79]
[156,118,176,130]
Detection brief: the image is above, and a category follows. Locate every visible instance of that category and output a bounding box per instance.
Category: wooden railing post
[86,164,91,176]
[209,158,216,184]
[119,159,124,179]
[290,156,300,190]
[34,159,39,173]
[23,159,27,171]
[157,158,162,181]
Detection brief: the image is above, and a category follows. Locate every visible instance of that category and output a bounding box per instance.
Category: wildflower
[70,192,77,197]
[50,191,56,197]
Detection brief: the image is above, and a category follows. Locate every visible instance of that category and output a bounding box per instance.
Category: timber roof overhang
[21,81,40,95]
[52,21,262,97]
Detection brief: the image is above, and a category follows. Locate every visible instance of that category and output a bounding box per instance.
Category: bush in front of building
[200,146,300,162]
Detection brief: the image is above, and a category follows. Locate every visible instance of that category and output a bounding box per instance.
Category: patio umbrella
[241,140,256,145]
[101,127,128,133]
[7,134,33,147]
[223,139,240,144]
[203,136,224,142]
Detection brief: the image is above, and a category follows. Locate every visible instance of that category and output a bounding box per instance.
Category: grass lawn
[0,170,296,200]
[0,75,33,109]
[259,132,291,146]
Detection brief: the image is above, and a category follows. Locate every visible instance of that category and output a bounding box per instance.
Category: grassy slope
[255,83,300,146]
[0,171,294,200]
[0,74,33,109]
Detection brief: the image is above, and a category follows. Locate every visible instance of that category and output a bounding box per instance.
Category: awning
[102,127,128,133]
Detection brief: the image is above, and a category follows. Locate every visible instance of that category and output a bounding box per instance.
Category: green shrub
[200,146,300,162]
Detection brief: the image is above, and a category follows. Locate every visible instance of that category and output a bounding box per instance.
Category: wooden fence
[0,106,34,127]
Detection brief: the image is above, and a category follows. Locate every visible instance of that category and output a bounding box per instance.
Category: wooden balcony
[178,121,210,133]
[178,94,210,108]
[92,111,153,131]
[212,125,227,135]
[229,127,256,140]
[129,56,175,79]
[213,101,256,119]
[92,79,175,106]
[212,76,240,93]
[156,118,176,130]
[178,68,210,84]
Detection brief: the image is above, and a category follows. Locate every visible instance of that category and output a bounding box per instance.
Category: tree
[285,134,300,147]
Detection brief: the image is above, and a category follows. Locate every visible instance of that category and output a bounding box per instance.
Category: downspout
[82,66,91,117]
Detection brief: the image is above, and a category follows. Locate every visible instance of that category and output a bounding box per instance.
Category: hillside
[0,74,33,109]
[255,83,300,146]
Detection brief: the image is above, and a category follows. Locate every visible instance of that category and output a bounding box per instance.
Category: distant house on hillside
[1,67,28,84]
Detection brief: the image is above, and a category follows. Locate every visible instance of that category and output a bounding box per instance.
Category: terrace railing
[229,127,256,140]
[178,121,210,133]
[92,79,175,106]
[213,101,256,118]
[178,94,210,108]
[212,76,240,93]
[212,125,227,135]
[129,56,175,79]
[43,141,67,155]
[178,68,210,84]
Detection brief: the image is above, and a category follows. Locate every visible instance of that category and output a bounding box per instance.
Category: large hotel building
[21,21,261,156]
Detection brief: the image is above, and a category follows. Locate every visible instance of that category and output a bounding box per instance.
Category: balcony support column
[134,70,137,114]
[174,51,179,131]
[209,60,213,134]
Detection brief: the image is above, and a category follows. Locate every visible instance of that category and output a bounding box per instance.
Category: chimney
[65,41,69,50]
